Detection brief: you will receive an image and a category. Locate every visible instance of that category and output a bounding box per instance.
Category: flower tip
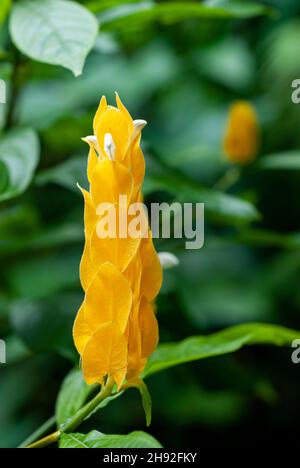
[82,135,95,145]
[115,91,125,111]
[131,120,147,141]
[82,135,100,154]
[134,119,147,129]
[100,95,107,107]
[158,252,180,270]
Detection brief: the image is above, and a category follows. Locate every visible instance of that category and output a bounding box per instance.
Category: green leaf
[55,370,126,428]
[144,323,300,377]
[144,174,260,225]
[0,128,40,202]
[7,250,80,298]
[59,430,162,448]
[235,228,300,249]
[99,1,273,31]
[0,222,83,256]
[0,160,9,193]
[9,0,98,76]
[258,151,300,170]
[197,189,259,225]
[56,369,96,427]
[87,0,142,14]
[35,156,87,192]
[127,379,152,427]
[0,0,11,24]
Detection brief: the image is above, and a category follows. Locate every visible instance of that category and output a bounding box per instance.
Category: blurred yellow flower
[73,94,162,389]
[223,101,259,164]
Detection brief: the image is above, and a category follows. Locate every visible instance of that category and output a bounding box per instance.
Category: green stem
[61,378,115,433]
[26,431,61,449]
[213,167,240,191]
[18,415,56,448]
[5,47,23,130]
[25,378,115,448]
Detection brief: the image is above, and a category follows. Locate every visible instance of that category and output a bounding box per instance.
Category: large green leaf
[99,1,273,31]
[56,369,96,427]
[0,223,83,256]
[55,368,124,426]
[7,250,80,298]
[35,156,87,193]
[0,128,40,202]
[143,323,300,377]
[9,0,98,76]
[59,430,162,448]
[144,174,260,225]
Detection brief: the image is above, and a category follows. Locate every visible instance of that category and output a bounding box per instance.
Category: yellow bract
[73,94,162,389]
[223,101,259,164]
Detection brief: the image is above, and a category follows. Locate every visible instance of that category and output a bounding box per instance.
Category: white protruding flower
[104,133,116,160]
[132,119,147,142]
[158,252,180,270]
[82,135,101,154]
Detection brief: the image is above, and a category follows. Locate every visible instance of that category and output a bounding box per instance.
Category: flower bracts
[223,101,259,164]
[73,94,162,389]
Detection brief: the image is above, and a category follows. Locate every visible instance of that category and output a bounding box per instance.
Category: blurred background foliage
[0,0,300,448]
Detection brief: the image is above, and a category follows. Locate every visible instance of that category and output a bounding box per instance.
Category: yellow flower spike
[139,297,159,359]
[73,305,92,354]
[90,217,142,272]
[86,145,98,183]
[124,251,142,291]
[95,107,131,162]
[129,138,146,192]
[82,262,132,333]
[90,159,133,207]
[93,95,108,134]
[78,187,98,292]
[126,301,145,383]
[74,95,162,389]
[223,101,259,165]
[115,92,134,133]
[140,235,163,301]
[81,138,99,182]
[82,321,128,389]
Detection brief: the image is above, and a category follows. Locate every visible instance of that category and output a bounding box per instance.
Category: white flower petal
[82,135,100,154]
[158,252,180,270]
[131,119,147,142]
[104,133,116,160]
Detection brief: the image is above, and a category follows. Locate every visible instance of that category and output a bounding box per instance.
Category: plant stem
[25,378,115,448]
[213,167,240,191]
[5,48,22,130]
[61,377,115,433]
[26,431,62,449]
[18,415,56,448]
